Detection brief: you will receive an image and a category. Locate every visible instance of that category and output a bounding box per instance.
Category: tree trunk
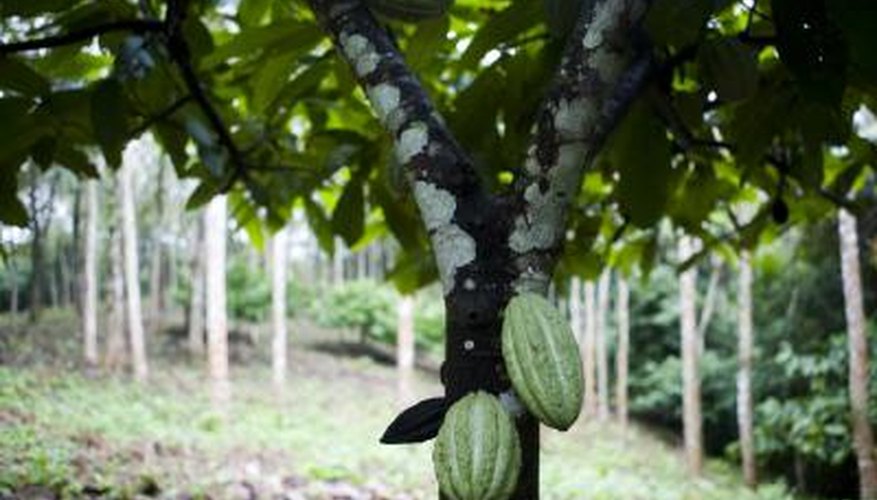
[679,236,703,475]
[58,246,71,308]
[150,163,165,330]
[28,173,43,323]
[205,195,229,407]
[697,257,722,354]
[271,227,288,390]
[149,237,163,331]
[596,269,611,420]
[9,260,18,316]
[838,209,877,500]
[105,224,127,372]
[396,293,416,406]
[569,278,583,343]
[615,276,630,429]
[118,160,148,382]
[583,280,598,417]
[332,237,344,284]
[737,250,757,488]
[188,219,205,358]
[82,180,99,370]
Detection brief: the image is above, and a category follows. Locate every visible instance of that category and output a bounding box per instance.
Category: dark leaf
[380,397,448,444]
[90,79,129,168]
[0,56,51,97]
[332,176,365,246]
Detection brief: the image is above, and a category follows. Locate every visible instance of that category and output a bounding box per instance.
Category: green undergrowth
[0,312,794,499]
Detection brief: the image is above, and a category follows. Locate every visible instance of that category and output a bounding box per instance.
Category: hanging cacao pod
[501,292,584,431]
[432,392,521,500]
[365,0,453,22]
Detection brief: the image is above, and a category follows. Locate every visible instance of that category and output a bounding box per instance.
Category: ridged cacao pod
[501,292,584,431]
[432,392,521,500]
[365,0,453,21]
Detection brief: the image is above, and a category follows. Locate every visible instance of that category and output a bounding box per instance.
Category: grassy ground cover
[0,310,793,499]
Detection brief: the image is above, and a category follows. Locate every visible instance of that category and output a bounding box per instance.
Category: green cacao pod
[432,392,521,500]
[365,0,453,21]
[501,292,584,431]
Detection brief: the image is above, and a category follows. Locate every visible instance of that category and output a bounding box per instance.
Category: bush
[311,280,446,351]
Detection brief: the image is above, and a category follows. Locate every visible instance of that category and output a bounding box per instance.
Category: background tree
[838,209,877,499]
[737,250,757,488]
[118,151,147,382]
[596,270,611,420]
[204,195,229,407]
[271,226,288,390]
[81,179,99,370]
[615,275,630,429]
[679,235,703,475]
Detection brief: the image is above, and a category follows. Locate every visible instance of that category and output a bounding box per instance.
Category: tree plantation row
[2,0,877,498]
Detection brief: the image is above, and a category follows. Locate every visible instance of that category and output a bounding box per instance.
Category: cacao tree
[1,0,876,496]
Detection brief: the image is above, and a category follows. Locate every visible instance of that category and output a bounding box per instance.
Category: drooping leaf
[304,197,335,255]
[697,38,758,102]
[645,0,711,47]
[0,56,51,97]
[610,100,673,227]
[332,176,365,246]
[90,79,129,168]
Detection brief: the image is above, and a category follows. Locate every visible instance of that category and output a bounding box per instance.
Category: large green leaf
[645,0,711,47]
[332,176,365,246]
[1,0,70,17]
[460,0,543,69]
[0,56,51,97]
[0,165,29,227]
[697,38,758,102]
[90,79,129,168]
[772,0,847,105]
[304,197,335,255]
[610,100,673,228]
[201,21,323,69]
[239,0,274,26]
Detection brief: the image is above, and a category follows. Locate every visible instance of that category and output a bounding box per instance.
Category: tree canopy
[1,0,875,283]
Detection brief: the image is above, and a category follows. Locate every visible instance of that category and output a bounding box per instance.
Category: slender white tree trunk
[697,259,722,354]
[188,220,205,357]
[117,161,148,382]
[82,180,99,369]
[396,293,416,406]
[205,195,229,406]
[570,278,583,343]
[583,281,597,417]
[596,270,611,420]
[679,235,702,475]
[615,276,630,429]
[105,225,127,371]
[737,250,757,488]
[838,209,877,500]
[9,261,18,316]
[271,227,288,390]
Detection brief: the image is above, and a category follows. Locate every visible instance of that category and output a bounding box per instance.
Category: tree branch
[307,0,485,295]
[165,0,247,193]
[129,94,193,138]
[508,0,654,292]
[0,20,164,54]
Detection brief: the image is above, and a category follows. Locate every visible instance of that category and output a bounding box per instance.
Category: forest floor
[0,309,795,500]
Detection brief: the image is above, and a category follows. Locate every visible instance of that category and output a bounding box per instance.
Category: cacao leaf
[380,397,447,444]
